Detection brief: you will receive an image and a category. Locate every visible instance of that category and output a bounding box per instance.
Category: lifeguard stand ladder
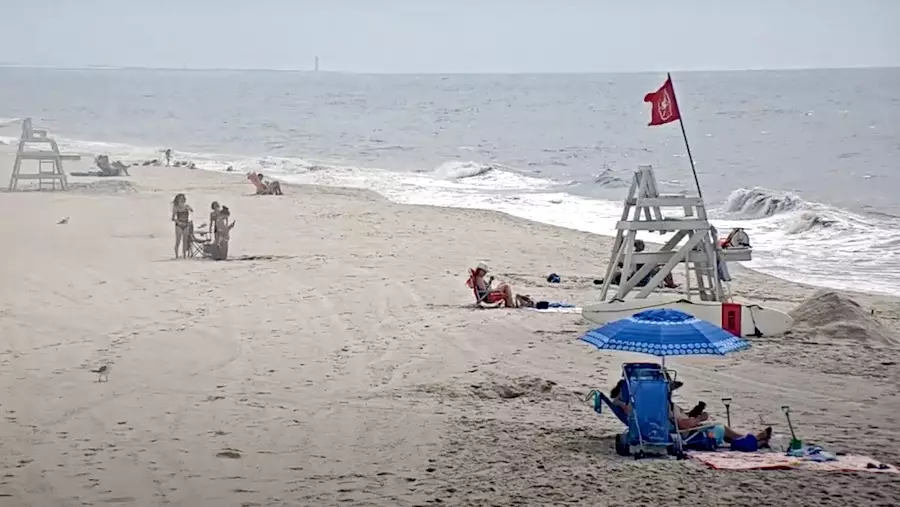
[598,164,726,302]
[8,118,80,191]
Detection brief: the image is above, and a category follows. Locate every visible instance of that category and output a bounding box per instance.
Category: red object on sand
[721,303,742,337]
[644,76,682,126]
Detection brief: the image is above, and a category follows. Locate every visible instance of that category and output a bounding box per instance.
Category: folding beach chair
[465,268,504,308]
[620,363,681,458]
[587,363,718,457]
[186,222,212,258]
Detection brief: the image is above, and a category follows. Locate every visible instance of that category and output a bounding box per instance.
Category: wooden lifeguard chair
[598,165,740,302]
[7,118,81,191]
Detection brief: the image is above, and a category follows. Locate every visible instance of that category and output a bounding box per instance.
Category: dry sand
[1,148,899,507]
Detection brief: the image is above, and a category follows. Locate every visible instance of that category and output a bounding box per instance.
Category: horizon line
[0,63,897,75]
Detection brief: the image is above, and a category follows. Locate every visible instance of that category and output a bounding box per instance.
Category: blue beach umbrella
[579,308,750,365]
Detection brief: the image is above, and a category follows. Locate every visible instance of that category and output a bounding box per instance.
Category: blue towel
[788,445,837,461]
[535,301,575,309]
[730,434,759,452]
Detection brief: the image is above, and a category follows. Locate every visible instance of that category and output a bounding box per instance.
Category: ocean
[2,67,898,295]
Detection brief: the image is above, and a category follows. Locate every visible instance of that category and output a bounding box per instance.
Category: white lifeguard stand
[599,164,739,302]
[7,118,81,191]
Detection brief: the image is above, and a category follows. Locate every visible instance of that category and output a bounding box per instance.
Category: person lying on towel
[674,404,772,450]
[468,262,517,307]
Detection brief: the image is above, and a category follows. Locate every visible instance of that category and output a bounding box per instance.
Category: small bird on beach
[57,217,69,225]
[91,364,111,382]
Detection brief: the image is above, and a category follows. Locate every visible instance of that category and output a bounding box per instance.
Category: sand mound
[789,291,896,345]
[468,376,557,400]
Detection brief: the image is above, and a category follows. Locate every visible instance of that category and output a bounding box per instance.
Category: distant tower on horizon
[314,56,319,72]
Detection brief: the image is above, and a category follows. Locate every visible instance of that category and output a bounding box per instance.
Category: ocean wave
[9,131,900,296]
[721,187,803,218]
[431,161,495,180]
[592,168,629,188]
[782,210,839,235]
[0,117,21,127]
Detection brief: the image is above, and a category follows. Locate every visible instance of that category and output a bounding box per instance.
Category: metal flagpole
[667,73,703,199]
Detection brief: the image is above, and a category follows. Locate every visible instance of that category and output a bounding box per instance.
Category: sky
[1,0,898,73]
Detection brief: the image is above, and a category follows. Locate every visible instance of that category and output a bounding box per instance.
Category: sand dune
[1,149,899,506]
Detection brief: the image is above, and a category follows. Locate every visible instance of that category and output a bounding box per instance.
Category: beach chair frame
[186,222,212,258]
[621,363,682,458]
[467,269,505,308]
[586,363,720,457]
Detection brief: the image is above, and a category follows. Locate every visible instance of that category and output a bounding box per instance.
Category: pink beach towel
[689,451,899,473]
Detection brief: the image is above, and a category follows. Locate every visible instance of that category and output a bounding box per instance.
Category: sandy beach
[1,148,899,507]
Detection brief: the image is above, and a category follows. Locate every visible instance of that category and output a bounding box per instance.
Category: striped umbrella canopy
[579,308,750,361]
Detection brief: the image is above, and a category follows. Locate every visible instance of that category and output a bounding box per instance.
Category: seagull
[91,364,111,382]
[57,217,69,225]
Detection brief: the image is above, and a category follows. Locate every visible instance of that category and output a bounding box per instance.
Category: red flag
[643,75,681,126]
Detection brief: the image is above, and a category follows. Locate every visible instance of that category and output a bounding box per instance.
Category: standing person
[164,149,172,167]
[171,193,193,258]
[208,201,221,242]
[213,206,236,260]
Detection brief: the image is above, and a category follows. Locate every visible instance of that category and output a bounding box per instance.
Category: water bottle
[769,434,786,453]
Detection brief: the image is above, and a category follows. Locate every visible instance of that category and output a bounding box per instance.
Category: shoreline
[0,141,895,305]
[2,147,900,505]
[2,121,894,297]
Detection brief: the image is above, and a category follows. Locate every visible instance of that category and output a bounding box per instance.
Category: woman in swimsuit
[171,193,193,258]
[208,201,221,243]
[471,262,516,307]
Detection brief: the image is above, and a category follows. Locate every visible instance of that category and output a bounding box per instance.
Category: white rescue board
[582,294,792,337]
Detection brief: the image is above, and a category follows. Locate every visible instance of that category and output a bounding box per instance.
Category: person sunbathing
[674,404,772,448]
[609,377,685,416]
[469,262,516,307]
[257,173,283,195]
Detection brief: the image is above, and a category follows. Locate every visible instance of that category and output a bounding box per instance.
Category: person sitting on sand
[208,201,221,242]
[600,239,678,289]
[257,173,283,195]
[673,404,772,449]
[171,193,193,259]
[468,262,517,307]
[633,240,678,289]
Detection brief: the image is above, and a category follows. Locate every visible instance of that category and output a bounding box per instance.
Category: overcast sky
[1,0,898,73]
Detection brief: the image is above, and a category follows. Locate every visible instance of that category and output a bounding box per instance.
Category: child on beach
[171,193,193,259]
[208,201,221,242]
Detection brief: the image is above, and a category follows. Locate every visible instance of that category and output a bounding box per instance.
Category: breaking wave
[592,168,630,188]
[5,131,900,296]
[431,161,495,180]
[782,210,839,235]
[721,187,803,218]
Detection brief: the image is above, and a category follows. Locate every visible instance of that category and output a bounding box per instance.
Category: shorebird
[91,364,111,382]
[57,217,69,225]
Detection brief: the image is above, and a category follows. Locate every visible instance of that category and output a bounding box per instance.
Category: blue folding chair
[622,363,681,458]
[587,363,695,458]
